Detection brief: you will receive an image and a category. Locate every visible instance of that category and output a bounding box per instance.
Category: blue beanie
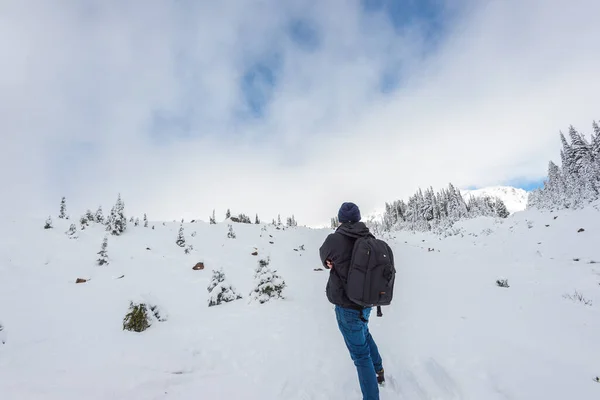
[338,202,361,223]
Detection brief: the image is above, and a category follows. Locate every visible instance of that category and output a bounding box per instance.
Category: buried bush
[122,302,151,332]
[207,269,242,306]
[496,279,510,288]
[563,290,592,306]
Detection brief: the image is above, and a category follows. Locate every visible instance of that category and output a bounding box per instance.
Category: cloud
[1,0,599,226]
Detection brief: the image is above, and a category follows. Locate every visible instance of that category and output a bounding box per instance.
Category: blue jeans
[335,305,383,400]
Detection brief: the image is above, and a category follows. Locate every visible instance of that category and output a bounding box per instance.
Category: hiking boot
[376,368,385,384]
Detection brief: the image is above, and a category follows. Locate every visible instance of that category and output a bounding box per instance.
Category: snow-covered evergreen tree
[207,268,242,306]
[286,215,298,227]
[249,258,286,303]
[225,209,231,219]
[227,224,236,239]
[210,210,216,224]
[80,215,89,230]
[44,216,53,229]
[277,214,282,226]
[492,197,510,218]
[97,236,109,265]
[143,214,148,228]
[134,217,140,227]
[105,194,127,235]
[95,206,104,223]
[59,197,67,219]
[65,223,78,239]
[528,121,600,210]
[255,214,260,224]
[176,224,185,247]
[331,216,339,229]
[237,213,252,223]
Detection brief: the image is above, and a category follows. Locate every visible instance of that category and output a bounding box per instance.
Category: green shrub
[122,302,151,332]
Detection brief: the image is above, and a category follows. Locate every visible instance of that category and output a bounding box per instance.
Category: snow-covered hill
[460,185,529,213]
[1,205,599,399]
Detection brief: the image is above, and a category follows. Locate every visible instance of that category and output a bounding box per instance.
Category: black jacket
[319,222,373,309]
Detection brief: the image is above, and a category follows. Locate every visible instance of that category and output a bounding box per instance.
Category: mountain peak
[460,186,528,214]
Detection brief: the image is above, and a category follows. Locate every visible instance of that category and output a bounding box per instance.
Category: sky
[1,0,600,227]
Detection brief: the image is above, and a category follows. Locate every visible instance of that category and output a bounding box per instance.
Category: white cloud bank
[1,0,599,226]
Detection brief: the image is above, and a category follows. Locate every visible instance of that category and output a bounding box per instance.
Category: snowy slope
[460,186,529,213]
[1,206,599,399]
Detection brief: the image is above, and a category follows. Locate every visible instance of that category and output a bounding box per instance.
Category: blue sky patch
[288,18,321,51]
[240,52,283,118]
[361,0,451,48]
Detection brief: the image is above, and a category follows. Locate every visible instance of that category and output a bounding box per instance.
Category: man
[319,202,385,400]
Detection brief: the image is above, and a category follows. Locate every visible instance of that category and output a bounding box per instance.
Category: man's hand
[326,259,334,269]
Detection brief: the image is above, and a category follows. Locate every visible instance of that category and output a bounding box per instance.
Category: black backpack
[346,235,395,311]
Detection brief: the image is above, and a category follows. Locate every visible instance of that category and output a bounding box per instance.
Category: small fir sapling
[59,197,67,219]
[97,236,109,265]
[207,268,242,306]
[176,225,186,247]
[249,258,286,303]
[227,224,236,239]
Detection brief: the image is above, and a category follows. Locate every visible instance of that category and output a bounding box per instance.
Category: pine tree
[255,214,260,224]
[493,198,510,218]
[143,214,148,228]
[207,268,242,306]
[135,217,140,227]
[331,216,339,229]
[95,206,104,223]
[85,209,94,222]
[80,215,89,230]
[277,214,282,226]
[422,188,434,221]
[97,236,109,265]
[210,210,216,224]
[529,121,600,210]
[106,194,127,235]
[286,215,297,227]
[65,223,78,239]
[592,121,600,158]
[225,209,231,219]
[227,224,236,239]
[44,216,53,229]
[176,224,185,247]
[237,213,252,223]
[249,258,286,303]
[59,197,67,219]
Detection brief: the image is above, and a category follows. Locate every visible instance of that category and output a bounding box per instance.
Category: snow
[460,185,529,214]
[1,205,599,399]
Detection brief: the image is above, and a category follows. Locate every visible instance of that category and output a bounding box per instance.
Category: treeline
[219,209,298,227]
[48,194,131,236]
[380,183,509,232]
[528,121,600,210]
[49,196,299,233]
